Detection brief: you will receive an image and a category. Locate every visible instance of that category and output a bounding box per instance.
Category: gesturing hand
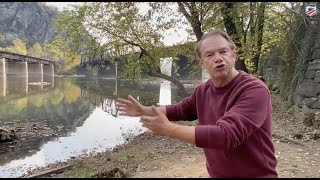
[140,106,175,136]
[116,95,143,117]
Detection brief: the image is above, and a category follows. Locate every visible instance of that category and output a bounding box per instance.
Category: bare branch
[177,2,192,22]
[269,8,293,29]
[182,2,192,11]
[284,5,309,27]
[201,3,215,21]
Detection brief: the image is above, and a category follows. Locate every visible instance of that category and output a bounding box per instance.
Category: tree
[28,42,43,58]
[42,35,81,74]
[12,38,28,55]
[250,2,266,75]
[176,2,217,42]
[0,38,28,55]
[221,2,249,73]
[156,2,285,75]
[54,2,196,97]
[54,4,111,77]
[151,2,249,72]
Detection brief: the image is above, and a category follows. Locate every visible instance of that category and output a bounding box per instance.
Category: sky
[44,2,190,46]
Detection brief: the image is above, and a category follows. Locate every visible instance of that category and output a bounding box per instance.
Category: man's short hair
[195,29,237,59]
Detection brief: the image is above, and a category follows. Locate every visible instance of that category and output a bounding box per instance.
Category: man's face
[199,35,237,80]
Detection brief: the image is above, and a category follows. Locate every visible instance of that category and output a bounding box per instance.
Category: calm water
[0,76,195,178]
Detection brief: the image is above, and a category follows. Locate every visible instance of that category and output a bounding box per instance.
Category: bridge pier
[0,51,56,96]
[41,63,43,89]
[0,50,55,79]
[0,58,6,77]
[0,76,6,97]
[25,61,28,93]
[52,65,54,88]
[0,58,6,97]
[6,61,29,77]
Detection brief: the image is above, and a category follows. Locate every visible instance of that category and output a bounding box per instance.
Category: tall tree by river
[53,2,300,97]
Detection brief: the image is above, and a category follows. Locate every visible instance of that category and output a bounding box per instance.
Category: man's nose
[214,54,223,63]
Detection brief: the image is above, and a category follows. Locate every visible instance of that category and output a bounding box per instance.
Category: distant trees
[0,36,80,74]
[28,43,43,57]
[0,38,28,55]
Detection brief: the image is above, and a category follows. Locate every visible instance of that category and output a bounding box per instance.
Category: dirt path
[25,94,320,178]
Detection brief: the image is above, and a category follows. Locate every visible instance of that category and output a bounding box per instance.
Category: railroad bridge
[0,50,56,97]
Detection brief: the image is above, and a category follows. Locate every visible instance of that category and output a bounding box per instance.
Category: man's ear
[233,50,237,60]
[198,58,205,69]
[232,50,237,65]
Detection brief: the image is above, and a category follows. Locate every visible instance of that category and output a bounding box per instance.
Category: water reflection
[0,109,143,178]
[158,81,171,106]
[0,75,195,178]
[0,76,54,97]
[102,98,118,117]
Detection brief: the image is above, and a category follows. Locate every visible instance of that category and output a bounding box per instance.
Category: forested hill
[0,2,58,47]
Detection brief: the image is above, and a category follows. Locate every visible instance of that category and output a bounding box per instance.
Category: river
[0,76,197,177]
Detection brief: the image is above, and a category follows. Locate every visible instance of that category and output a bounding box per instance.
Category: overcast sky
[45,2,76,11]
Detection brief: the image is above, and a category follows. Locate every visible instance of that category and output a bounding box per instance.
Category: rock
[308,59,320,70]
[312,133,320,140]
[312,49,320,60]
[304,69,316,79]
[293,133,304,139]
[301,98,318,107]
[0,128,17,143]
[297,79,320,97]
[0,2,58,47]
[315,71,320,82]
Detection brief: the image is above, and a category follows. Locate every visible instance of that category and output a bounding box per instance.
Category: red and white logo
[306,4,317,17]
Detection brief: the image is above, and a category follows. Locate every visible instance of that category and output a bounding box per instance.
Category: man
[116,29,278,178]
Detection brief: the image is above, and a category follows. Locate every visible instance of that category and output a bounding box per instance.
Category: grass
[68,163,98,178]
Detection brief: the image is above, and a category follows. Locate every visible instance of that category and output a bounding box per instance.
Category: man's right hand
[116,95,144,117]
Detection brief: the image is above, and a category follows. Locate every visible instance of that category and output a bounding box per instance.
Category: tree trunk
[192,22,204,42]
[251,2,266,75]
[148,68,188,97]
[235,59,248,72]
[177,2,204,42]
[221,2,249,73]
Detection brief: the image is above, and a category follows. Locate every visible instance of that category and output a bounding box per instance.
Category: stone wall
[294,33,320,127]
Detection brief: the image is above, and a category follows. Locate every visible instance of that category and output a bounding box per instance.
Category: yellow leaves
[12,38,27,55]
[1,38,28,55]
[28,43,43,58]
[63,52,81,72]
[14,97,28,112]
[64,83,81,104]
[49,90,64,106]
[29,95,45,108]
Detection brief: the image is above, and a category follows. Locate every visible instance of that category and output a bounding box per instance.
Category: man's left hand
[140,106,176,136]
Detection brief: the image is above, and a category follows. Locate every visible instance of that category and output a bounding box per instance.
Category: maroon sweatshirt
[166,71,278,178]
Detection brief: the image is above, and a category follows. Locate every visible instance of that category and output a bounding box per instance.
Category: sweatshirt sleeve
[195,85,271,149]
[165,88,198,121]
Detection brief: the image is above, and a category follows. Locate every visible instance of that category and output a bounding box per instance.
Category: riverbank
[22,93,320,178]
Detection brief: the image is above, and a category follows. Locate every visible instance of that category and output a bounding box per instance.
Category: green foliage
[28,42,43,58]
[55,4,102,56]
[69,163,98,178]
[52,2,199,96]
[12,38,28,55]
[86,65,99,76]
[0,38,28,55]
[119,53,142,83]
[172,2,292,75]
[42,35,81,74]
